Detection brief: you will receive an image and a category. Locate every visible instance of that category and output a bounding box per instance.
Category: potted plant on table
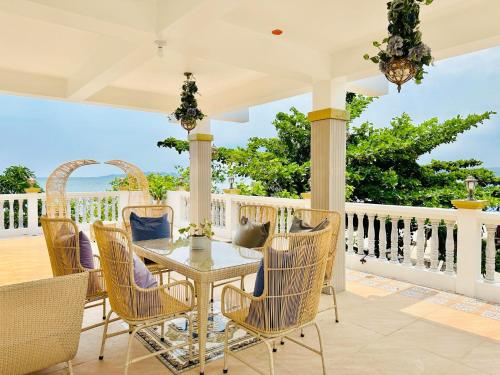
[179,219,214,250]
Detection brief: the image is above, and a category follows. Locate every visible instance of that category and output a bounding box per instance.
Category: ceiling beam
[66,40,156,101]
[0,67,66,98]
[87,86,178,114]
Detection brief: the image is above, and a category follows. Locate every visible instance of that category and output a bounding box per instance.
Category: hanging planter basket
[384,58,416,93]
[181,118,197,133]
[364,0,433,92]
[173,72,205,133]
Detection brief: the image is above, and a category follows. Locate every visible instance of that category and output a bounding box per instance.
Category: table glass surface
[133,237,262,272]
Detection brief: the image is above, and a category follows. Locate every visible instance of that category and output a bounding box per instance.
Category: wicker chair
[122,205,174,284]
[0,273,88,375]
[41,215,112,332]
[93,221,195,375]
[221,226,333,375]
[292,208,342,323]
[211,204,278,302]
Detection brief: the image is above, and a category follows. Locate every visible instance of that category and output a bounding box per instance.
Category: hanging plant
[173,72,205,133]
[364,0,434,92]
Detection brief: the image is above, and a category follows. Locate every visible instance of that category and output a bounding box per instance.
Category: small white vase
[190,235,208,250]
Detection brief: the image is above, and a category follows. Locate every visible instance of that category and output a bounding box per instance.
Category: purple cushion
[79,231,95,269]
[132,254,158,289]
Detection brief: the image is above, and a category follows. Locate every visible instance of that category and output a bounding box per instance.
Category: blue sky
[0,46,498,178]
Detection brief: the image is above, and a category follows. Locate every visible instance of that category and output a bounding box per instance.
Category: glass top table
[133,237,262,273]
[132,237,262,375]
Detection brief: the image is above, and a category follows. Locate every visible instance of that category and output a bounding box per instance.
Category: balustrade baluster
[41,199,46,216]
[82,199,88,224]
[403,217,412,265]
[279,207,285,233]
[0,200,4,229]
[18,199,24,228]
[346,212,354,254]
[104,197,109,221]
[390,217,399,263]
[430,220,440,271]
[445,221,455,274]
[73,198,80,223]
[416,218,426,269]
[97,197,102,220]
[485,224,497,282]
[357,212,365,256]
[367,214,376,256]
[379,215,387,260]
[8,200,14,229]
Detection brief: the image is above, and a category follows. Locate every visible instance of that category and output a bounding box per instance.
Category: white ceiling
[0,0,497,119]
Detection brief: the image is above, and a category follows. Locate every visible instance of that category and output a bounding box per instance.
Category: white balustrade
[0,191,124,238]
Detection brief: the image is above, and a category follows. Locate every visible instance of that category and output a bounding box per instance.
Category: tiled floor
[2,236,500,374]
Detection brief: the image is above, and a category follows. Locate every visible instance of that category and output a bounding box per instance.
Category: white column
[310,78,348,292]
[189,119,213,225]
[453,200,486,297]
[27,193,39,234]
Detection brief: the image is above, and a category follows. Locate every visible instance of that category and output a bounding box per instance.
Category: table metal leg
[195,280,210,375]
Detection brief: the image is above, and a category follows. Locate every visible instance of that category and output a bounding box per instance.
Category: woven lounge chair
[0,273,88,375]
[93,221,195,375]
[122,205,174,283]
[292,208,342,323]
[211,204,277,302]
[41,216,112,331]
[221,226,333,375]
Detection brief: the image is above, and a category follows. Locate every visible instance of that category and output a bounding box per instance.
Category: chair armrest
[92,254,101,268]
[221,284,262,316]
[135,280,195,309]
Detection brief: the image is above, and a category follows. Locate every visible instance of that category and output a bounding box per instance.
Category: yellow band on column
[308,108,349,122]
[188,133,214,141]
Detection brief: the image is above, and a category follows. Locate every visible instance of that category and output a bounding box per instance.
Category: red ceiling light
[271,29,283,36]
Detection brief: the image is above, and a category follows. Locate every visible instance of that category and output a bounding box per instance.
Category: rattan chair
[41,215,111,332]
[211,204,278,302]
[122,205,174,284]
[93,221,195,375]
[221,226,333,375]
[0,273,88,375]
[292,208,342,323]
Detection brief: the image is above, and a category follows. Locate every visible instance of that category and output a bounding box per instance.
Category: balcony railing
[167,190,500,303]
[1,190,499,303]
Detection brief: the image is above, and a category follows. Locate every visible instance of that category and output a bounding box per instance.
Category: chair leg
[124,326,138,375]
[240,275,245,291]
[102,298,106,320]
[223,321,231,373]
[263,339,276,375]
[186,314,194,363]
[272,340,277,353]
[300,328,305,338]
[99,310,113,360]
[67,360,73,375]
[210,282,214,303]
[160,322,165,342]
[331,285,339,323]
[313,322,327,375]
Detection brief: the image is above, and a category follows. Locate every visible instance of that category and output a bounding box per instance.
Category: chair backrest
[246,226,332,334]
[292,208,341,282]
[41,215,104,299]
[93,221,162,321]
[0,273,88,374]
[238,204,278,238]
[122,205,174,236]
[41,216,83,277]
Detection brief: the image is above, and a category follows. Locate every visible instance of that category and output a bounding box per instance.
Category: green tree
[157,95,498,207]
[0,165,41,194]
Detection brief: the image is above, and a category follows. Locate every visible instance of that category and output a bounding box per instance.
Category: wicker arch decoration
[45,159,150,218]
[104,160,150,204]
[45,159,99,218]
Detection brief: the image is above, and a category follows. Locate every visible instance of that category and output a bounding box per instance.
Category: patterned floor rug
[134,302,259,374]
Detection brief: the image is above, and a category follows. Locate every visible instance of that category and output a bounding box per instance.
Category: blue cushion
[129,212,170,241]
[253,259,265,297]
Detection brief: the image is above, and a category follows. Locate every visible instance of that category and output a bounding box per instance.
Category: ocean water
[37,175,122,192]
